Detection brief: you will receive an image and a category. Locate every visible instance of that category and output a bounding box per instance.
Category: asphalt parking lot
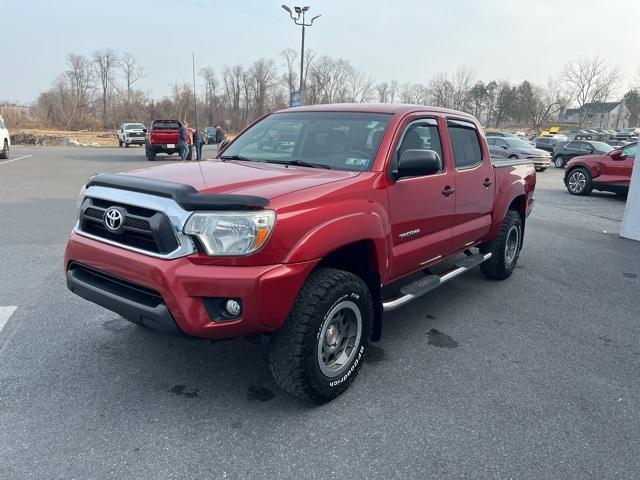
[1,145,639,480]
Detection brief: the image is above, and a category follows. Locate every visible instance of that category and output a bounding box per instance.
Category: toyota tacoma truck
[65,104,536,403]
[145,119,192,161]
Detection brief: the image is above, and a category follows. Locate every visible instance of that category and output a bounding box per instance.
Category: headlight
[76,184,87,210]
[184,210,276,256]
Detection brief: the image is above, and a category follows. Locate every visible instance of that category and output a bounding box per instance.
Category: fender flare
[284,211,388,275]
[486,174,527,240]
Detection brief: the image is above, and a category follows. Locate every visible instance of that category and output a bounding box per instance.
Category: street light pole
[282,5,321,105]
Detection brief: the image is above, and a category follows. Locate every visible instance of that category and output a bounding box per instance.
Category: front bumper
[124,137,145,144]
[529,157,551,168]
[64,233,318,339]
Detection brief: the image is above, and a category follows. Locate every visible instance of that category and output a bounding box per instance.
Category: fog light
[225,299,242,317]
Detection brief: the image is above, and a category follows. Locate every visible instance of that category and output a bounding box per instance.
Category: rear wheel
[118,139,123,147]
[535,167,547,172]
[554,155,565,168]
[124,142,130,148]
[186,146,193,161]
[268,268,372,403]
[508,154,519,159]
[566,167,592,196]
[0,140,8,159]
[480,210,523,280]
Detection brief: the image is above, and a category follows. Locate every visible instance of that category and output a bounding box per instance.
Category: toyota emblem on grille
[104,208,124,232]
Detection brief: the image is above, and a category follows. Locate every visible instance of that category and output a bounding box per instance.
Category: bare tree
[562,55,621,127]
[280,48,298,96]
[223,65,244,130]
[249,58,278,117]
[429,73,453,108]
[200,67,221,125]
[120,53,145,115]
[521,79,569,131]
[451,65,475,111]
[93,49,118,128]
[65,54,94,129]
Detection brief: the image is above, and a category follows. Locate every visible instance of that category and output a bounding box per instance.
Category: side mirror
[395,149,442,179]
[501,145,508,150]
[218,139,230,152]
[610,150,622,160]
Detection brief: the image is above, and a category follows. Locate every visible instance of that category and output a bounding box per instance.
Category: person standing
[214,124,226,146]
[193,127,204,161]
[178,121,189,162]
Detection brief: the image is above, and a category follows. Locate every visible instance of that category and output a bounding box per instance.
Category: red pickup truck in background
[145,119,193,161]
[65,104,536,403]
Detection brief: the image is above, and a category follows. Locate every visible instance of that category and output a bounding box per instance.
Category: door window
[622,144,637,158]
[448,120,483,169]
[395,120,444,176]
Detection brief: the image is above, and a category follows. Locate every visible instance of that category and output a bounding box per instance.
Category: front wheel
[566,167,592,196]
[535,167,547,172]
[269,268,373,403]
[0,140,8,159]
[480,210,523,280]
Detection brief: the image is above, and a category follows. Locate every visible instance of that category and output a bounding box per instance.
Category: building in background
[563,101,629,129]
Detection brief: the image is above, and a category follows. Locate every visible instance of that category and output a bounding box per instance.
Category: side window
[622,144,637,157]
[396,119,444,174]
[448,120,483,169]
[567,142,579,149]
[496,139,507,148]
[486,138,495,146]
[579,142,593,151]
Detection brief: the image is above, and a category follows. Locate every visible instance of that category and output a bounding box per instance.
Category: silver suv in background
[487,136,551,172]
[117,123,147,147]
[0,116,10,159]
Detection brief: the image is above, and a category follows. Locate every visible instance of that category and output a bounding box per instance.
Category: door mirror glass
[396,149,442,179]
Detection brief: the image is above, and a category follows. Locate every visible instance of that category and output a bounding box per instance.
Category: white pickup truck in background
[0,116,10,159]
[117,123,146,147]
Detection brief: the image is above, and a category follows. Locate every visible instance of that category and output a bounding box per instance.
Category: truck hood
[121,159,360,200]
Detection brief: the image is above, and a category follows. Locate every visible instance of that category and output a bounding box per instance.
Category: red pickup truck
[145,119,192,161]
[65,104,536,402]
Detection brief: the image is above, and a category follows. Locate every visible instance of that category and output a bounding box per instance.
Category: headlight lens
[76,184,87,210]
[184,210,276,256]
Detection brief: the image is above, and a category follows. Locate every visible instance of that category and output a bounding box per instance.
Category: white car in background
[0,116,10,159]
[117,122,147,147]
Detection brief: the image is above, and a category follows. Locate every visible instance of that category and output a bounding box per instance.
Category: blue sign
[290,90,303,107]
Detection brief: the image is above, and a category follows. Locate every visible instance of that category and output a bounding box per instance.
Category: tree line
[28,49,640,132]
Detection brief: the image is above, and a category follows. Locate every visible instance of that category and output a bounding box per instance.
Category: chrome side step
[382,253,492,312]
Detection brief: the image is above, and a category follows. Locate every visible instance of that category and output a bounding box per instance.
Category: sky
[2,0,639,104]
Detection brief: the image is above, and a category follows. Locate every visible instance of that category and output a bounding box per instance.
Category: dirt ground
[15,129,117,147]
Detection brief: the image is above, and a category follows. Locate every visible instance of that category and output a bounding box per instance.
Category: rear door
[446,119,496,251]
[564,141,583,160]
[488,138,508,158]
[387,116,455,280]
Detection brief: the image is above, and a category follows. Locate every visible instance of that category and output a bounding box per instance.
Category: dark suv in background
[552,140,613,168]
[534,136,564,153]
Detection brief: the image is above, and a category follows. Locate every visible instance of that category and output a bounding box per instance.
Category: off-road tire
[268,268,373,403]
[565,167,592,196]
[0,140,8,159]
[480,210,523,280]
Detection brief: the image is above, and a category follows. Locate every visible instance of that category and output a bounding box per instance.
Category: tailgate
[150,130,179,144]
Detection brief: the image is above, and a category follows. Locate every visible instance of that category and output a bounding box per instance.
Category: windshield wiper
[268,159,332,169]
[219,154,254,162]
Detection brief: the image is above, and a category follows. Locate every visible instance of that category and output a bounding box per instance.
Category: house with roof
[563,101,629,129]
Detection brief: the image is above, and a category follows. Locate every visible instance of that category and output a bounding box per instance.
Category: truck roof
[278,103,476,119]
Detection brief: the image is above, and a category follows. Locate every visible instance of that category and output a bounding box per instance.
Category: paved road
[1,146,639,479]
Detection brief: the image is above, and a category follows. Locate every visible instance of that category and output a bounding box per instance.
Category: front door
[387,117,455,280]
[600,143,636,187]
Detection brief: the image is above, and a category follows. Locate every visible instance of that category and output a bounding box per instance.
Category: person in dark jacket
[214,125,226,145]
[193,128,204,161]
[178,122,189,162]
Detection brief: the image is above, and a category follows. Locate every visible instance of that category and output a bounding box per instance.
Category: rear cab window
[152,120,181,130]
[447,119,483,169]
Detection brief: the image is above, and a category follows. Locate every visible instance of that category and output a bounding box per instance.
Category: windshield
[505,138,534,149]
[220,112,392,172]
[125,123,144,130]
[591,141,614,152]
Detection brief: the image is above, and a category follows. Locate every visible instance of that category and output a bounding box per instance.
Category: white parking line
[0,155,33,166]
[0,306,18,333]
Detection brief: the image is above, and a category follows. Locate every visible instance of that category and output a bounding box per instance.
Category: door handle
[441,186,456,197]
[483,178,493,187]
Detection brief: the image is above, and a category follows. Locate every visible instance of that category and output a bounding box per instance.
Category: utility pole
[281,5,321,106]
[192,52,198,130]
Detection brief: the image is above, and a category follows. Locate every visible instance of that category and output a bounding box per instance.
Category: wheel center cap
[326,325,339,346]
